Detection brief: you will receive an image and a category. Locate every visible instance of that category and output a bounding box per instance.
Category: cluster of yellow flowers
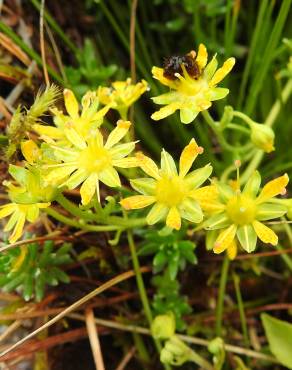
[0,44,290,260]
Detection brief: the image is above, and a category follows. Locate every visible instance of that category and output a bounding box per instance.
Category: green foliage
[0,240,72,302]
[6,85,60,159]
[139,227,197,280]
[152,272,192,331]
[65,38,118,98]
[261,313,292,369]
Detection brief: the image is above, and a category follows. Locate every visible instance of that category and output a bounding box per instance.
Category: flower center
[178,77,208,96]
[155,175,187,207]
[226,194,256,226]
[79,146,111,173]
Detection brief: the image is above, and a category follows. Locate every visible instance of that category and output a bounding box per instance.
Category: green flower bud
[151,312,176,340]
[208,337,224,355]
[250,123,275,153]
[160,336,191,366]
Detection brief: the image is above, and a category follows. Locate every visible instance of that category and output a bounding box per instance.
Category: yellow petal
[179,138,202,177]
[0,204,16,219]
[166,206,181,230]
[152,66,177,88]
[64,89,79,119]
[97,86,113,105]
[112,157,139,168]
[190,185,223,213]
[33,124,64,139]
[64,127,86,149]
[9,212,26,243]
[80,173,98,205]
[252,220,278,246]
[214,224,237,254]
[209,57,236,86]
[257,174,289,203]
[92,104,111,123]
[196,44,208,69]
[21,140,41,164]
[105,120,131,149]
[136,152,160,179]
[151,102,181,121]
[45,166,77,185]
[36,202,51,209]
[227,239,238,260]
[120,195,155,210]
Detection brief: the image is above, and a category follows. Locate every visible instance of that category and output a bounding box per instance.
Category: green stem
[189,349,214,370]
[275,245,292,272]
[44,207,122,232]
[56,194,146,229]
[233,111,257,127]
[276,220,292,272]
[56,194,96,221]
[215,255,230,337]
[232,272,250,348]
[201,111,251,153]
[127,230,152,324]
[226,123,250,135]
[0,21,63,84]
[126,230,166,362]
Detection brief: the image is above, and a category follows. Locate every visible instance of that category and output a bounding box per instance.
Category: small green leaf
[261,313,292,368]
[153,251,168,268]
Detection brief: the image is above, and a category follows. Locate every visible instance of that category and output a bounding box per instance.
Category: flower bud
[250,123,275,153]
[160,336,191,366]
[208,337,224,355]
[151,312,176,340]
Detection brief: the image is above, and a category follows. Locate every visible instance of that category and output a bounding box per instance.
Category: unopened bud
[250,123,275,153]
[160,336,191,366]
[151,312,176,340]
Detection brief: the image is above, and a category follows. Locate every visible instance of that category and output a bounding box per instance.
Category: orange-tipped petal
[257,174,289,203]
[214,224,237,254]
[166,206,181,230]
[179,138,201,178]
[252,220,278,246]
[136,152,160,179]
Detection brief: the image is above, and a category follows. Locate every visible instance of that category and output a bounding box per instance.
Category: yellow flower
[120,139,212,230]
[33,89,110,143]
[44,120,138,205]
[0,202,50,243]
[98,78,148,117]
[151,44,235,124]
[0,165,53,243]
[203,171,289,258]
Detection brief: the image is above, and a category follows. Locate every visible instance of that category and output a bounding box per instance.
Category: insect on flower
[151,43,235,124]
[163,51,201,80]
